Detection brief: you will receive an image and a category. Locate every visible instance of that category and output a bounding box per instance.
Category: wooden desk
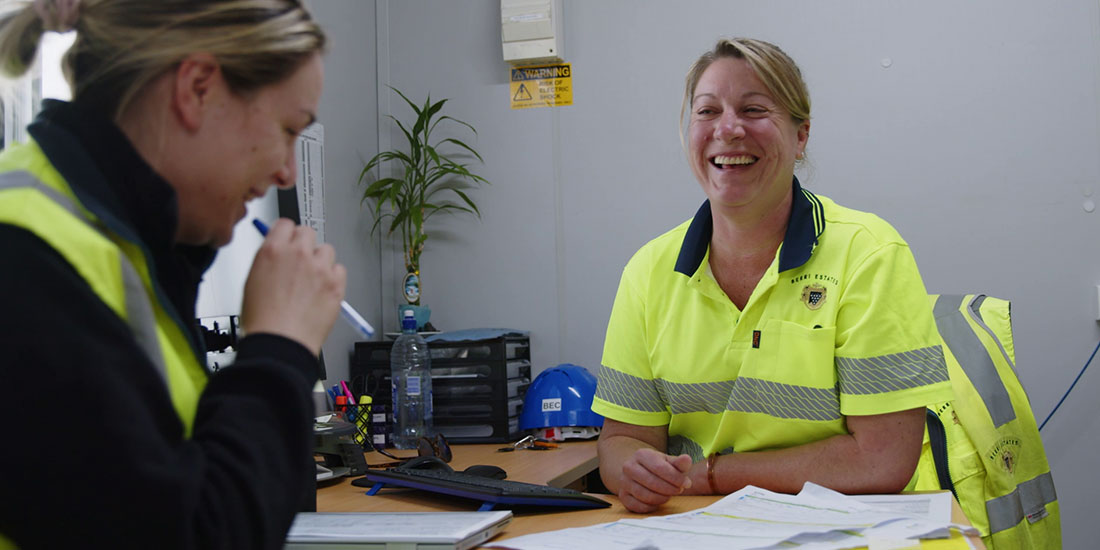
[317,441,984,547]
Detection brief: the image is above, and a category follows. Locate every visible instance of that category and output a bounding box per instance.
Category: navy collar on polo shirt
[673,176,825,276]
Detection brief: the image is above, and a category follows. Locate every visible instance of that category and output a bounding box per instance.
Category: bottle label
[407,375,421,396]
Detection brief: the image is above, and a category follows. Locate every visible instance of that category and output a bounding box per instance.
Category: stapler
[314,418,367,480]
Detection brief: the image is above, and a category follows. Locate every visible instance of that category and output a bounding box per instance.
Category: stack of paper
[486,483,977,550]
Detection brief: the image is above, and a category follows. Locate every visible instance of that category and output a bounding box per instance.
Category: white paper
[486,483,976,550]
[294,123,325,243]
[850,492,952,524]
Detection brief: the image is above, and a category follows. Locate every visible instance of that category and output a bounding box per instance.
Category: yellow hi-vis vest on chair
[915,294,1061,549]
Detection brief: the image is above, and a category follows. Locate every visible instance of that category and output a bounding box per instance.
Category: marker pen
[251,219,376,339]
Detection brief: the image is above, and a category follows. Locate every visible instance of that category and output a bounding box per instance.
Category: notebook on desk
[284,511,512,550]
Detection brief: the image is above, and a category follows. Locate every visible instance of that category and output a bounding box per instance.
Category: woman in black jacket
[0,1,345,547]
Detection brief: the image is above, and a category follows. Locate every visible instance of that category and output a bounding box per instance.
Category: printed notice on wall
[295,123,325,243]
[510,63,573,109]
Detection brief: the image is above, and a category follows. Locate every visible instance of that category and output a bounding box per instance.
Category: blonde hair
[679,38,810,146]
[0,0,326,121]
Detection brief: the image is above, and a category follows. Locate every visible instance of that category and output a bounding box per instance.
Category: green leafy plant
[358,88,489,306]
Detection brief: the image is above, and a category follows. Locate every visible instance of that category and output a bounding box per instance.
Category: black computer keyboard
[354,467,611,511]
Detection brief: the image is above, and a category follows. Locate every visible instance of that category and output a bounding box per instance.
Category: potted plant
[359,88,489,329]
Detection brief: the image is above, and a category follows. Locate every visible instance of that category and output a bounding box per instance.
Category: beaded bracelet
[706,453,719,493]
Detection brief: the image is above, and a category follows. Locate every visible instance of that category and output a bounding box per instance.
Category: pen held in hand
[251,219,376,339]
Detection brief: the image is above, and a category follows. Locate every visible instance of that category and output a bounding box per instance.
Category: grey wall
[315,0,1100,545]
[308,0,380,384]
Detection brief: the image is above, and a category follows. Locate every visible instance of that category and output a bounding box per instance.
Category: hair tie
[33,0,81,33]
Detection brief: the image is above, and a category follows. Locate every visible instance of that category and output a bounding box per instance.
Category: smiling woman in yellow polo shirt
[592,38,953,514]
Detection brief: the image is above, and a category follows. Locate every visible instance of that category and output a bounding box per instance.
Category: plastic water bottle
[390,309,433,449]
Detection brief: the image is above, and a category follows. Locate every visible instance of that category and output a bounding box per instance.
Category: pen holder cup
[338,403,376,451]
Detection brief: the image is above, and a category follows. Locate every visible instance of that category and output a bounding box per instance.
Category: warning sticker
[510,63,572,109]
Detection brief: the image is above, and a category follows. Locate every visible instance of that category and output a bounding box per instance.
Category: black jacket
[0,100,318,549]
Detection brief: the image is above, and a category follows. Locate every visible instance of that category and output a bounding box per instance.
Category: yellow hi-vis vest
[0,140,208,431]
[0,139,210,549]
[916,294,1061,549]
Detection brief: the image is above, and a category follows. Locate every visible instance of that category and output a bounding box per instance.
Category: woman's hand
[618,448,694,513]
[241,218,346,355]
[598,418,697,513]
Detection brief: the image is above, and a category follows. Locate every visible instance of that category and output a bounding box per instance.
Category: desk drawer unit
[351,335,531,445]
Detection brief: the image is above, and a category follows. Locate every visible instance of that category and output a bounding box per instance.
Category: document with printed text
[486,483,975,550]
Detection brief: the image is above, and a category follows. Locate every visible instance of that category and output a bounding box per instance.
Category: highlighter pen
[340,380,358,422]
[251,219,376,339]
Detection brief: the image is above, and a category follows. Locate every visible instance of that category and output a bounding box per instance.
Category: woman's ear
[171,53,222,132]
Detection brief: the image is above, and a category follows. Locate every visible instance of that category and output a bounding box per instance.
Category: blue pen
[251,219,376,339]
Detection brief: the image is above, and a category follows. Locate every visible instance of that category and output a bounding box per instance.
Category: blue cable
[1039,339,1100,431]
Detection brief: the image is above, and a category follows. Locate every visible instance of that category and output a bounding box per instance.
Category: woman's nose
[714,112,745,142]
[275,150,297,189]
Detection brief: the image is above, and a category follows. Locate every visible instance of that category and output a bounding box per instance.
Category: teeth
[713,155,755,166]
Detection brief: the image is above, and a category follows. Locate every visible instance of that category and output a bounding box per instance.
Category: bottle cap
[401,309,417,330]
[335,396,347,405]
[360,395,373,405]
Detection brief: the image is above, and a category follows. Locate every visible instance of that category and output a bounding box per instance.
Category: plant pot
[398,304,432,331]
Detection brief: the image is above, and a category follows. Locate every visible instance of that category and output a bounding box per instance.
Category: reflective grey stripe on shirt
[596,364,842,421]
[595,364,666,413]
[934,294,1015,427]
[0,171,168,383]
[836,346,948,396]
[986,471,1058,534]
[667,435,705,461]
[725,377,840,421]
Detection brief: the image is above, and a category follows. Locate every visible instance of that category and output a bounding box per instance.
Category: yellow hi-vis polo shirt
[593,178,953,461]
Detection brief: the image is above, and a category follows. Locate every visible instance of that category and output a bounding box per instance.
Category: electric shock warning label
[510,63,573,109]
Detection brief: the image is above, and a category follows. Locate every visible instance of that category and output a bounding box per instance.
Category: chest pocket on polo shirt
[733,320,840,422]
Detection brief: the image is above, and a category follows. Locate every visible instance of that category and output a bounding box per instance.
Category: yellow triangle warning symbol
[513,83,532,101]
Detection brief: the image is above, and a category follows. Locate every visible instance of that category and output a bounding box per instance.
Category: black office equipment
[352,334,531,444]
[353,468,611,512]
[314,420,367,480]
[462,463,507,480]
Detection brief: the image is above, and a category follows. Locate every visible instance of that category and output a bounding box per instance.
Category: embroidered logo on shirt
[800,284,827,310]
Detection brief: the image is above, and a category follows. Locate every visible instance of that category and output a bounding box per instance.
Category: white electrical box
[1095,284,1100,321]
[501,0,563,65]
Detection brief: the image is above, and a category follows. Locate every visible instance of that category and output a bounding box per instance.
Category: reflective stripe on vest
[0,171,169,384]
[934,294,1015,427]
[987,471,1057,535]
[967,295,1018,378]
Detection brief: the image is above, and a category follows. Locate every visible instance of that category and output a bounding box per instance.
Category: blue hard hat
[519,364,604,430]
